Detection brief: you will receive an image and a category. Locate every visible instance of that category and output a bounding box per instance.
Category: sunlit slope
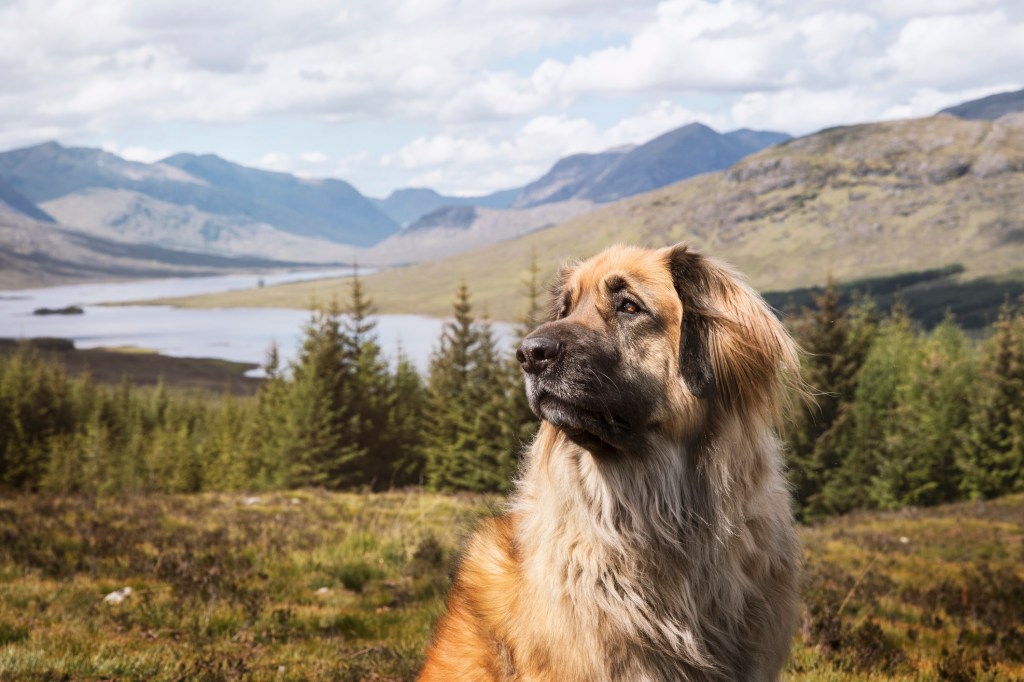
[156,114,1024,320]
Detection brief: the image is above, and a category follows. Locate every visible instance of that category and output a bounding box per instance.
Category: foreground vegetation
[0,490,1021,681]
[4,270,1023,523]
[2,267,1024,679]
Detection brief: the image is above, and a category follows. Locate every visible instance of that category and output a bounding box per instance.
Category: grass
[0,490,1021,681]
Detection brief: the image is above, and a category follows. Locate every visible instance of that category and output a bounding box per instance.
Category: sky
[0,0,1021,198]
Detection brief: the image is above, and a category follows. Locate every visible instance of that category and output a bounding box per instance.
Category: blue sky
[0,0,1020,198]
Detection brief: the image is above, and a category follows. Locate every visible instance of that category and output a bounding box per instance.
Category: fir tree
[812,304,915,517]
[425,282,480,490]
[385,343,428,487]
[283,302,359,487]
[872,313,975,508]
[505,254,543,452]
[469,318,518,492]
[338,267,394,488]
[786,282,877,517]
[959,300,1024,499]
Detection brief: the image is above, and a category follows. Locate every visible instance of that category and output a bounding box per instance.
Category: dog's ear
[667,244,799,418]
[667,246,718,400]
[547,262,576,321]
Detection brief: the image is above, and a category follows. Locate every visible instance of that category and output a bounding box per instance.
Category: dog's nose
[516,336,562,374]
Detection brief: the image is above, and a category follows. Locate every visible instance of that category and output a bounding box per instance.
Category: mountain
[578,124,790,203]
[364,124,788,264]
[509,124,788,209]
[0,142,399,254]
[374,187,518,226]
[0,211,319,290]
[376,123,787,226]
[940,88,1024,120]
[365,199,595,264]
[39,188,360,264]
[160,153,397,244]
[338,113,1024,321]
[512,149,630,209]
[0,175,54,222]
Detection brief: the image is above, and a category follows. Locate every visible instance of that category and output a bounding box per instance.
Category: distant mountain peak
[513,121,791,208]
[939,87,1024,121]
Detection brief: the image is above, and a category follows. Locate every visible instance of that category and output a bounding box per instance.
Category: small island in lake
[32,305,85,316]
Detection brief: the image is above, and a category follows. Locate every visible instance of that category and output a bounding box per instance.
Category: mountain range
[0,121,790,285]
[3,87,1022,293]
[372,187,519,227]
[363,123,790,263]
[170,109,1024,327]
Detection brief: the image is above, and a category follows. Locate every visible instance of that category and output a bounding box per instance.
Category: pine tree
[283,302,359,488]
[786,282,877,517]
[813,304,915,517]
[338,267,394,488]
[505,254,543,453]
[385,343,428,487]
[425,282,480,490]
[959,300,1024,499]
[251,342,292,489]
[469,319,518,492]
[872,313,975,508]
[0,344,76,490]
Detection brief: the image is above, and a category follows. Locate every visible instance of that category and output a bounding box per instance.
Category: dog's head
[516,243,799,457]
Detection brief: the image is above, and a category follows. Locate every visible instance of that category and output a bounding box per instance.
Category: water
[0,271,516,374]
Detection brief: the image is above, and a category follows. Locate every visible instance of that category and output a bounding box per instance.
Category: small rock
[899,536,910,544]
[315,587,330,595]
[243,496,261,506]
[103,587,133,605]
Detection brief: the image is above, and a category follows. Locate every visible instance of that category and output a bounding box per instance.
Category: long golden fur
[419,243,802,681]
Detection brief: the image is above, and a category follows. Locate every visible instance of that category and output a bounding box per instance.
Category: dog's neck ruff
[510,417,790,681]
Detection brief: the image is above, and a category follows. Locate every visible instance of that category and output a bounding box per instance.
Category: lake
[0,270,516,374]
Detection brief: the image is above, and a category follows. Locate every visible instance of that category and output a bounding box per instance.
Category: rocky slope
[171,114,1024,321]
[0,142,398,264]
[0,212,316,290]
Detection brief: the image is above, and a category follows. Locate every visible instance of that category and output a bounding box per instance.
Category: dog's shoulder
[419,514,520,681]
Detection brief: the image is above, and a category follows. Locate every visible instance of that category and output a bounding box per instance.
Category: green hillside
[151,114,1024,323]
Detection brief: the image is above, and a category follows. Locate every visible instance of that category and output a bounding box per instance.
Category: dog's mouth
[533,390,630,454]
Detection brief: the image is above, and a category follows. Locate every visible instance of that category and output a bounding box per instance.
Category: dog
[419,243,802,681]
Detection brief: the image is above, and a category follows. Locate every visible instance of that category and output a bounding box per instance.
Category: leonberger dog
[419,243,802,681]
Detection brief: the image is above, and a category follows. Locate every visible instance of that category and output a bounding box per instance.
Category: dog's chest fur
[490,425,799,682]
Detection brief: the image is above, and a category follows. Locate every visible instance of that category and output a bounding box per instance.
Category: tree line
[0,266,541,496]
[1,268,1022,520]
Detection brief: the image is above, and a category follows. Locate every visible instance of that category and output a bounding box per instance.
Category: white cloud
[0,0,1022,195]
[254,152,294,173]
[883,11,1024,89]
[731,89,888,134]
[603,101,729,147]
[102,143,173,164]
[300,151,328,164]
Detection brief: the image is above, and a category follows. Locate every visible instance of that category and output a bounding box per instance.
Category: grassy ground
[0,490,1021,681]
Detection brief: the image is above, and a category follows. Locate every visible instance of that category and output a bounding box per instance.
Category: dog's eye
[618,299,642,315]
